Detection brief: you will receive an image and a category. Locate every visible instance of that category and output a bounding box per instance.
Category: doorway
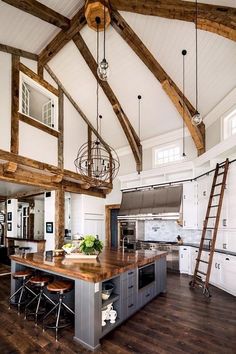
[105,204,120,248]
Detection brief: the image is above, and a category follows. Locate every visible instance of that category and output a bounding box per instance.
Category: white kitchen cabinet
[179,246,190,274]
[226,164,236,229]
[215,230,228,251]
[190,247,199,275]
[227,231,236,253]
[182,182,197,229]
[210,253,222,288]
[197,175,212,230]
[221,255,236,296]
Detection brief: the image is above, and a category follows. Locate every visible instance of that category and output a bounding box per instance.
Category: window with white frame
[223,107,236,140]
[153,144,182,166]
[19,73,58,130]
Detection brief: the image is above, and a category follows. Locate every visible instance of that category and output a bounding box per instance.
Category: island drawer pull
[225,258,230,261]
[145,293,150,298]
[128,271,134,275]
[128,285,133,289]
[128,304,134,308]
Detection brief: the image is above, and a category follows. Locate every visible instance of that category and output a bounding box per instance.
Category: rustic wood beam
[37,61,44,77]
[110,0,236,42]
[73,33,142,173]
[19,113,60,138]
[9,189,45,199]
[162,80,205,153]
[38,7,86,67]
[63,169,112,190]
[19,63,59,96]
[88,126,92,178]
[11,55,20,155]
[45,64,111,153]
[2,0,70,30]
[3,162,17,173]
[111,11,205,154]
[58,88,64,170]
[55,188,65,249]
[0,43,38,60]
[61,180,106,198]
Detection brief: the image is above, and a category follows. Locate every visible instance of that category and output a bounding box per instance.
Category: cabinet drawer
[128,275,135,289]
[127,294,136,316]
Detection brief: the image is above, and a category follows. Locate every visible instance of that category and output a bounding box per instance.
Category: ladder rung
[212,193,221,197]
[210,205,219,208]
[205,227,214,229]
[215,183,223,187]
[217,172,224,176]
[206,216,217,218]
[218,161,226,167]
[197,259,209,264]
[197,270,207,275]
[204,238,212,240]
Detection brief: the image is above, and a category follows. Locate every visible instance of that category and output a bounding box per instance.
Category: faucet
[122,236,129,251]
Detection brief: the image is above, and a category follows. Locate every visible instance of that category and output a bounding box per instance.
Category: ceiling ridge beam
[2,0,70,30]
[73,32,142,173]
[0,43,38,60]
[44,64,111,154]
[110,0,236,42]
[111,10,205,154]
[38,7,86,67]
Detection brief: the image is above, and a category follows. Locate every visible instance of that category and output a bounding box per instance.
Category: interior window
[154,145,181,166]
[223,108,236,140]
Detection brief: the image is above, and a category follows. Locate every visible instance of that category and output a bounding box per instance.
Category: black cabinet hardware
[128,285,133,289]
[128,304,134,308]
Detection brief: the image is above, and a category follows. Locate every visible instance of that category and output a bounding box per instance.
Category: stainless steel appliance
[138,263,155,289]
[118,221,136,250]
[138,241,179,272]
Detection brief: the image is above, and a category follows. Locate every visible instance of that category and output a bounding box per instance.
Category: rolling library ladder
[189,158,229,297]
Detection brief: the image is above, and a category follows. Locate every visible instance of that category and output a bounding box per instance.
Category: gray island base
[11,249,167,351]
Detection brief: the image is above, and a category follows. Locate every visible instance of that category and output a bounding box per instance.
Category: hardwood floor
[0,273,235,354]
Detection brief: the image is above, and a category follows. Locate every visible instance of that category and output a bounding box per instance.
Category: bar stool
[9,270,36,314]
[43,280,74,341]
[24,276,56,325]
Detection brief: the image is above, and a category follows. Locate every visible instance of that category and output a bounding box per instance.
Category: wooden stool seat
[47,281,73,293]
[29,276,51,287]
[12,270,32,279]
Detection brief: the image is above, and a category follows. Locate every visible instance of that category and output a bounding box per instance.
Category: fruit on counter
[62,243,74,248]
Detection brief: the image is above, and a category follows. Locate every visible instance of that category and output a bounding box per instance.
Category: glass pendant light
[97,2,110,81]
[192,0,203,126]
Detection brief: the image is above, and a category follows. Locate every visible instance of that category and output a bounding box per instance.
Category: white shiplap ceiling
[0,0,235,150]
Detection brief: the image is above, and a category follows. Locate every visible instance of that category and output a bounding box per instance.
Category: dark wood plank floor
[0,273,235,354]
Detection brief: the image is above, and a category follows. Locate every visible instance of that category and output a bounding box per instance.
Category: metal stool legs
[9,278,36,315]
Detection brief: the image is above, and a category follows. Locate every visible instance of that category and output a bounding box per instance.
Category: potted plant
[79,235,103,256]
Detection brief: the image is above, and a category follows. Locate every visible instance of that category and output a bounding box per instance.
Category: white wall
[33,199,44,239]
[0,52,11,151]
[6,198,18,237]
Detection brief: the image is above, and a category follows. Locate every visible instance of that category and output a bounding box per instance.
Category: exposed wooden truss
[0,43,38,60]
[111,11,205,154]
[11,55,20,155]
[110,0,236,42]
[2,0,70,30]
[38,7,86,67]
[73,33,142,173]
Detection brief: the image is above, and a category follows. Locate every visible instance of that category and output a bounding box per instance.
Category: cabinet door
[183,182,197,229]
[221,255,236,296]
[226,165,236,228]
[210,253,222,287]
[179,246,190,273]
[190,248,199,275]
[197,175,213,229]
[227,231,236,253]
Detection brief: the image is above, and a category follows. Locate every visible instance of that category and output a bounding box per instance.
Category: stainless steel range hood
[118,185,182,219]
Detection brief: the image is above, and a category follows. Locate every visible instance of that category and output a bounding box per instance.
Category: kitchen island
[10,248,167,351]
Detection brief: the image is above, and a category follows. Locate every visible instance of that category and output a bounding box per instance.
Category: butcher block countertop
[10,248,167,283]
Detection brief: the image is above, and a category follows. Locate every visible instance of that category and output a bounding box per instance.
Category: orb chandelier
[192,0,203,126]
[74,16,119,185]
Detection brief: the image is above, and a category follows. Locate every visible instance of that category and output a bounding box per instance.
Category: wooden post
[55,188,65,249]
[58,87,64,170]
[11,55,20,155]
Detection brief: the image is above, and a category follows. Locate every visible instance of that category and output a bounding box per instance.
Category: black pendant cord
[182,49,187,157]
[138,95,142,139]
[103,2,106,60]
[195,0,198,113]
[96,18,100,133]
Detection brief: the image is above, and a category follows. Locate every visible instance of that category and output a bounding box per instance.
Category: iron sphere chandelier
[74,17,119,185]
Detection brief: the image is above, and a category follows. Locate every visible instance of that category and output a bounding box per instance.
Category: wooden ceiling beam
[2,0,70,30]
[111,11,205,154]
[44,65,111,154]
[38,7,86,67]
[0,43,38,60]
[73,32,142,173]
[110,0,236,42]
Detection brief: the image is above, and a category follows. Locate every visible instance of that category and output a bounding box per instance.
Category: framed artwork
[46,222,53,233]
[7,223,12,231]
[7,212,12,221]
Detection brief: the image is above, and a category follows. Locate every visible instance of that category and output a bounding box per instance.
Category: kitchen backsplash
[144,220,203,243]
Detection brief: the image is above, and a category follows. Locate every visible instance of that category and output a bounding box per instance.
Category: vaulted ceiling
[0,0,235,157]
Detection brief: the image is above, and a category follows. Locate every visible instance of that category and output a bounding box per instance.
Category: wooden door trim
[105,204,120,248]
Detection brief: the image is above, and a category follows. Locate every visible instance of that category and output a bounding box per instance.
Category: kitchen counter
[10,248,166,283]
[182,243,236,257]
[10,248,167,350]
[7,237,45,243]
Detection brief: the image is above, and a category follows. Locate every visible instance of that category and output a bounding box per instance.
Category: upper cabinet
[182,182,198,229]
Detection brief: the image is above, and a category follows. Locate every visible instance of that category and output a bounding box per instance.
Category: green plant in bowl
[79,235,103,255]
